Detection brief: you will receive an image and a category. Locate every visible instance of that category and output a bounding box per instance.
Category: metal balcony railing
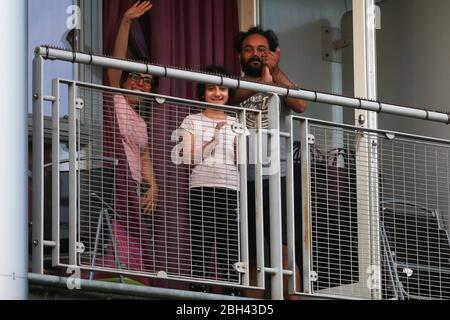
[32,46,450,300]
[34,78,267,294]
[287,117,450,299]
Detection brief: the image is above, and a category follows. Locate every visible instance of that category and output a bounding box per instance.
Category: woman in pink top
[104,1,158,273]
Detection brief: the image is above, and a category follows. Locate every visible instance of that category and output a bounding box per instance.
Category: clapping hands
[262,47,281,77]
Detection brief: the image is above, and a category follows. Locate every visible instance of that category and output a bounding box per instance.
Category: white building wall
[343,0,450,140]
[261,0,352,122]
[0,0,29,300]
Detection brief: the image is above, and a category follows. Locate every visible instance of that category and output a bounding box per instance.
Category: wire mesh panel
[72,83,256,286]
[305,120,450,300]
[307,123,363,298]
[379,135,450,300]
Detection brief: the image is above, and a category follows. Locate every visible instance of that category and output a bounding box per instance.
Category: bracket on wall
[321,26,349,63]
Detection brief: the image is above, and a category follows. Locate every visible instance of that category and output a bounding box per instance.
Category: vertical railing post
[353,0,381,299]
[32,55,45,275]
[366,0,382,299]
[254,111,265,289]
[68,83,78,266]
[285,115,298,295]
[299,118,312,294]
[238,110,250,287]
[52,79,61,267]
[267,94,283,300]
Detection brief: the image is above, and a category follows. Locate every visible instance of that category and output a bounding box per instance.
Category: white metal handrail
[35,46,450,125]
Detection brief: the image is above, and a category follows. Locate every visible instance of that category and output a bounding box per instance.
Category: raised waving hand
[123,1,153,22]
[107,1,153,87]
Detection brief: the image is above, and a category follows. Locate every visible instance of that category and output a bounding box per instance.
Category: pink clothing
[114,95,149,183]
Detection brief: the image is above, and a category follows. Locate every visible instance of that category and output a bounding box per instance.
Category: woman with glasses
[180,65,240,295]
[103,1,158,274]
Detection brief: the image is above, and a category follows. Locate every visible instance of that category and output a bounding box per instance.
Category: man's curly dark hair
[235,26,279,53]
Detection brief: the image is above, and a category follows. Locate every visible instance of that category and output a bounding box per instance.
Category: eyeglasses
[128,73,153,86]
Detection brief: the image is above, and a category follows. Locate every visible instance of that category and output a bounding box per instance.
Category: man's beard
[241,57,263,77]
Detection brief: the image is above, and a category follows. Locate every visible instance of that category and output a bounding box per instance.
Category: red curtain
[103,0,152,78]
[149,0,240,98]
[103,0,240,97]
[103,0,240,291]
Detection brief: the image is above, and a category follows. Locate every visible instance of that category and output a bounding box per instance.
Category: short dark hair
[120,71,160,89]
[119,55,160,89]
[197,65,235,102]
[235,26,279,53]
[119,71,130,88]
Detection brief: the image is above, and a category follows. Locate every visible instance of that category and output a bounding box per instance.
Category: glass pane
[376,0,450,140]
[28,0,75,116]
[261,0,353,124]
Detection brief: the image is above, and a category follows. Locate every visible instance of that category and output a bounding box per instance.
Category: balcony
[29,47,450,300]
